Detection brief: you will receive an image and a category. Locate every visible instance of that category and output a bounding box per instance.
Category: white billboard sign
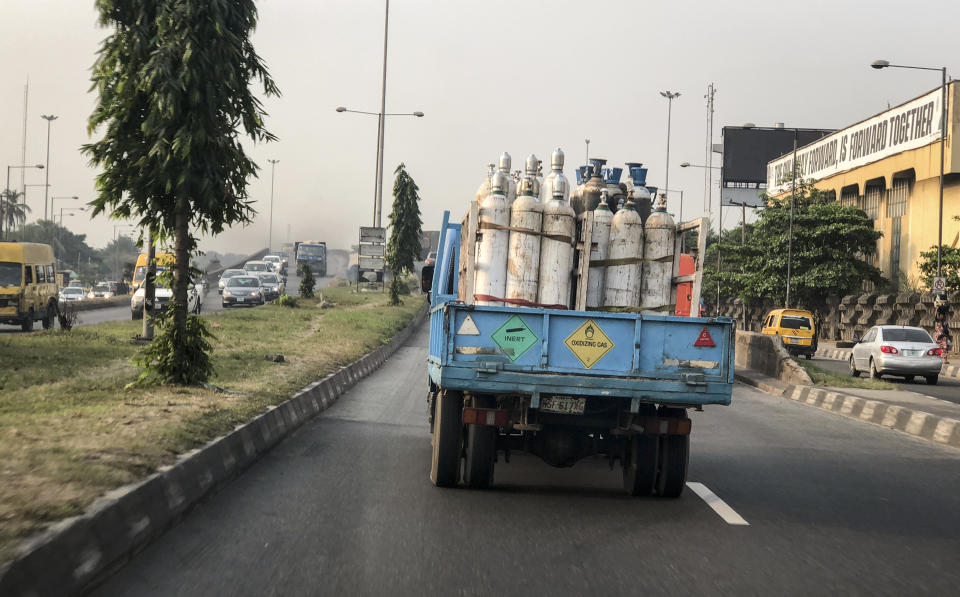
[767,88,942,194]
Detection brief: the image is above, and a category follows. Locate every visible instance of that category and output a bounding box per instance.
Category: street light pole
[267,159,279,251]
[375,0,390,229]
[785,133,798,309]
[871,59,949,280]
[660,91,681,204]
[41,115,57,221]
[335,106,423,228]
[585,139,590,165]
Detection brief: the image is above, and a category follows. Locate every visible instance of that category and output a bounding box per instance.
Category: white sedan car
[131,283,200,319]
[850,325,943,384]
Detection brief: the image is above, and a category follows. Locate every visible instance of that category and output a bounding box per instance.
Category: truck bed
[428,302,734,406]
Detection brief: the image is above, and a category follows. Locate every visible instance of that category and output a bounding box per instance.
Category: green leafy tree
[704,179,884,311]
[18,220,103,276]
[1,190,30,238]
[84,0,279,384]
[299,264,315,298]
[918,244,960,293]
[386,163,423,305]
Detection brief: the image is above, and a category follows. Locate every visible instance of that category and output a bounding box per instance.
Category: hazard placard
[564,319,614,369]
[694,328,716,347]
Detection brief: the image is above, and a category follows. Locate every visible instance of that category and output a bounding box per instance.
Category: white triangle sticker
[457,314,480,336]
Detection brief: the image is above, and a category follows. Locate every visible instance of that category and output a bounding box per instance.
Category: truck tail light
[927,347,943,356]
[462,407,508,427]
[879,345,899,354]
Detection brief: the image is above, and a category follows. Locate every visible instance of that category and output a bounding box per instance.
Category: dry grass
[0,288,423,562]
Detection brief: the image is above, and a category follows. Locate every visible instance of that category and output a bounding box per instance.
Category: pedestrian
[934,295,952,364]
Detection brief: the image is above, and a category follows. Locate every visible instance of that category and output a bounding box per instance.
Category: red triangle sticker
[694,328,715,347]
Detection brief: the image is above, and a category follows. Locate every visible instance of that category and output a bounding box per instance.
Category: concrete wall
[735,330,813,386]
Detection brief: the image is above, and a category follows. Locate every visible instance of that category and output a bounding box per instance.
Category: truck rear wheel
[430,390,463,487]
[463,396,496,489]
[623,434,658,496]
[655,408,690,498]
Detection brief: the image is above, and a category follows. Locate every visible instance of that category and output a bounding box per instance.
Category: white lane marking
[686,482,750,526]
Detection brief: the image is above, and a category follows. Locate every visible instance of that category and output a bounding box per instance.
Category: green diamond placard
[490,315,538,362]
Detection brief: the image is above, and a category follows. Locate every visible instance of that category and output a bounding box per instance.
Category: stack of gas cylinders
[469,148,677,311]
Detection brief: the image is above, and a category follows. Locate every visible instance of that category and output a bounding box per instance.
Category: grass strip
[0,287,423,563]
[797,360,898,390]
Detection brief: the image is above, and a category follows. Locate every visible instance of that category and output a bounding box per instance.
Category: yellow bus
[0,242,59,331]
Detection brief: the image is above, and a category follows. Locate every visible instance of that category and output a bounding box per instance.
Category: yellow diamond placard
[564,319,615,369]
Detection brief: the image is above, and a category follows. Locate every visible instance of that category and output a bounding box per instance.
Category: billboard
[721,126,833,207]
[767,87,942,194]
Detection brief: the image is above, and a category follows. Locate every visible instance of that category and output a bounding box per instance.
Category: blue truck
[426,210,734,496]
[295,240,327,277]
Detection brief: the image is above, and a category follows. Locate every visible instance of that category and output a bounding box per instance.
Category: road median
[735,368,960,450]
[0,289,427,596]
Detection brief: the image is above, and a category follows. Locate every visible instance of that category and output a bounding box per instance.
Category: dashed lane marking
[686,482,750,526]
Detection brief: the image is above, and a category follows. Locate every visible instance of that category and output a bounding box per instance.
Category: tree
[84,0,279,384]
[918,245,960,293]
[1,190,30,238]
[704,179,884,311]
[385,163,423,305]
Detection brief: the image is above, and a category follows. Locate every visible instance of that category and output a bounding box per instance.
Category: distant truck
[296,241,327,277]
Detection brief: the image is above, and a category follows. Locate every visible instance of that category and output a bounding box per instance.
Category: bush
[131,308,215,386]
[299,265,315,299]
[274,294,298,308]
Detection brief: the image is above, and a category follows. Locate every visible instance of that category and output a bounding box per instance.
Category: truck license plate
[539,395,585,415]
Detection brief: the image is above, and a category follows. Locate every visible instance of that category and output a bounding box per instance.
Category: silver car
[850,325,942,384]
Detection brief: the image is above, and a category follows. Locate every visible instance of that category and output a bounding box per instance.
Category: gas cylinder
[572,159,606,214]
[537,178,575,308]
[640,194,676,310]
[505,176,543,304]
[474,171,510,306]
[539,147,570,204]
[524,154,541,199]
[585,190,613,308]
[603,166,625,212]
[627,163,653,225]
[498,152,517,204]
[475,163,496,203]
[603,199,644,307]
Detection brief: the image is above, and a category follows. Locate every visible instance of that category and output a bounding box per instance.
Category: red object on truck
[674,254,695,317]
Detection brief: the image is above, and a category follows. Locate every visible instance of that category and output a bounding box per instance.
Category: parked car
[221,275,264,308]
[760,308,817,359]
[59,287,86,303]
[218,269,245,294]
[850,325,942,384]
[256,272,284,300]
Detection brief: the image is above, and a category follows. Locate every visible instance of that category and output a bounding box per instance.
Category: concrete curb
[814,346,960,380]
[735,371,960,450]
[0,300,430,597]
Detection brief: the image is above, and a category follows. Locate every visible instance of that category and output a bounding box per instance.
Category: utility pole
[374,0,390,229]
[705,84,716,225]
[785,133,798,309]
[267,159,279,251]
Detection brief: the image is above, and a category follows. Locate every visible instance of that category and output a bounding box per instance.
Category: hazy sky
[2,0,958,254]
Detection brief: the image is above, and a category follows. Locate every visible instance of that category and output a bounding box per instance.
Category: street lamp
[585,138,590,165]
[50,196,80,244]
[660,91,681,204]
[41,114,58,221]
[59,206,84,225]
[335,106,424,227]
[267,159,279,251]
[2,163,44,239]
[871,59,949,280]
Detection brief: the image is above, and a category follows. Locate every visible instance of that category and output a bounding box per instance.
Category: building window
[890,217,902,284]
[841,188,858,208]
[887,179,908,218]
[863,185,881,220]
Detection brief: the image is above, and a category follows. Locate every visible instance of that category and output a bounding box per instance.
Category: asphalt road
[94,322,960,596]
[810,356,960,404]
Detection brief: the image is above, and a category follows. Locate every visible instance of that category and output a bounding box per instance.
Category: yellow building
[767,82,959,288]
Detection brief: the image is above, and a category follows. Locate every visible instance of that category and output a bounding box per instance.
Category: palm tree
[1,189,31,238]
